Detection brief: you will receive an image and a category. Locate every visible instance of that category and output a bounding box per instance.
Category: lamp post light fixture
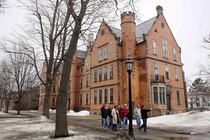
[125,58,135,139]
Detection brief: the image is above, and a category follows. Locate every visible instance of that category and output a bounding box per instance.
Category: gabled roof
[109,26,121,39]
[136,17,157,43]
[108,16,157,43]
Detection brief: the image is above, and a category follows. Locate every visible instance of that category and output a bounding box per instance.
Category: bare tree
[1,43,38,115]
[0,60,15,113]
[198,34,210,78]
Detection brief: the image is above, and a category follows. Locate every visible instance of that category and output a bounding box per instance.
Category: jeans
[136,115,141,128]
[140,118,147,132]
[112,123,117,130]
[118,117,123,128]
[108,116,112,127]
[102,118,107,128]
[123,116,128,129]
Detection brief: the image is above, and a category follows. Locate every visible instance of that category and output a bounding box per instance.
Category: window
[153,87,158,104]
[86,61,89,71]
[80,94,82,105]
[98,48,102,61]
[110,88,114,103]
[86,76,89,87]
[154,62,158,80]
[104,66,107,80]
[86,93,89,105]
[176,91,181,105]
[99,90,102,104]
[104,89,108,103]
[173,47,177,60]
[94,90,97,104]
[80,78,83,88]
[162,39,168,58]
[94,69,97,82]
[104,46,107,59]
[110,64,114,79]
[174,66,179,80]
[165,64,170,79]
[99,67,102,81]
[152,40,157,55]
[159,87,165,104]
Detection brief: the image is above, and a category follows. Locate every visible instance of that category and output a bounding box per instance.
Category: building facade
[39,5,187,116]
[188,91,210,110]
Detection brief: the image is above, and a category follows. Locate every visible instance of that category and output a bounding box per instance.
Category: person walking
[123,104,129,130]
[111,105,118,131]
[139,105,152,132]
[118,105,124,129]
[101,104,108,129]
[134,104,141,129]
[107,105,112,128]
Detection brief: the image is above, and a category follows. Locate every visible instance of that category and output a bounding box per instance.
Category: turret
[121,11,136,58]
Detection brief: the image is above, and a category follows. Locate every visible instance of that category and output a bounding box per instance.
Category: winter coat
[107,108,112,118]
[118,108,124,118]
[124,107,129,117]
[111,108,117,124]
[141,108,151,119]
[101,107,108,118]
[134,107,141,117]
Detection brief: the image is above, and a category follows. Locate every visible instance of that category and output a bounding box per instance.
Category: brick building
[39,5,187,116]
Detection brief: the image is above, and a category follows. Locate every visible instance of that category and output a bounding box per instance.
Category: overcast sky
[0,0,210,82]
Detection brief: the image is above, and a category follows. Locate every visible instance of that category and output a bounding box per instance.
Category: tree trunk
[5,102,8,113]
[17,97,21,115]
[43,87,50,118]
[54,52,72,137]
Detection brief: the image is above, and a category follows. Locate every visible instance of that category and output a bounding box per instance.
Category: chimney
[156,5,163,15]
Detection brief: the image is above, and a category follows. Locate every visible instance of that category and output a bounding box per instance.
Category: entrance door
[166,95,171,111]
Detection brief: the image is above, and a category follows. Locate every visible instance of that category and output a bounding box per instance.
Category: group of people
[101,104,152,132]
[101,104,129,131]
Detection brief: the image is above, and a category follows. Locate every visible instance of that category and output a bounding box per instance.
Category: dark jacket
[107,108,112,118]
[141,108,151,119]
[101,107,108,118]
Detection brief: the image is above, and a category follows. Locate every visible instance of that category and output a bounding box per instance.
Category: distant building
[39,5,187,116]
[11,86,40,110]
[188,91,210,110]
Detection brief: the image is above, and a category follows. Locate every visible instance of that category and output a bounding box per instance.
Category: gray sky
[0,0,210,82]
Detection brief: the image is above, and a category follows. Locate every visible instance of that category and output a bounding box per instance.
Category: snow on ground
[67,110,90,116]
[146,111,210,134]
[0,111,111,140]
[50,109,90,116]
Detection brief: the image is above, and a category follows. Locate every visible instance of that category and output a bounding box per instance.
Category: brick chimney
[121,11,136,58]
[156,5,163,15]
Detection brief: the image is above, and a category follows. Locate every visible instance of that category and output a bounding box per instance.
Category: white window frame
[104,46,107,60]
[152,40,157,55]
[98,48,102,61]
[162,39,168,58]
[174,66,179,80]
[165,64,170,79]
[173,47,177,60]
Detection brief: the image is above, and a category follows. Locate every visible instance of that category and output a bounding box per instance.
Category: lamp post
[125,58,135,139]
